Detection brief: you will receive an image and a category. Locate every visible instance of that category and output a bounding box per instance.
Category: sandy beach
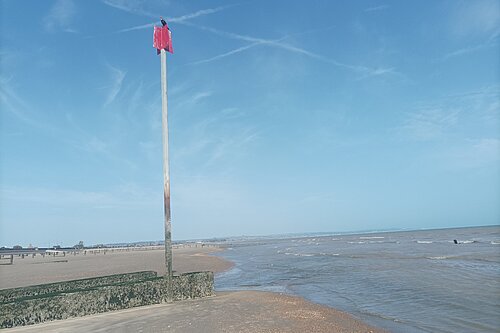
[1,246,387,332]
[0,246,232,289]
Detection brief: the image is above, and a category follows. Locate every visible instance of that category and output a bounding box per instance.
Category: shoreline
[1,246,387,332]
[208,248,388,333]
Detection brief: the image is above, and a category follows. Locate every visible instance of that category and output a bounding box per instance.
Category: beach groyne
[0,270,214,328]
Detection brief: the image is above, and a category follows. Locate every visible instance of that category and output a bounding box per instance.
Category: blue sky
[1,0,499,247]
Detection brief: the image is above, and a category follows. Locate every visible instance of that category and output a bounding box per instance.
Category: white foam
[416,241,433,244]
[360,236,385,239]
[284,252,315,257]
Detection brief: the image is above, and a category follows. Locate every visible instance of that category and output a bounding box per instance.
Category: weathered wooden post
[154,18,174,303]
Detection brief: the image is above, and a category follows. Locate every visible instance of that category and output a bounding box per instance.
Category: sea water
[215,226,500,333]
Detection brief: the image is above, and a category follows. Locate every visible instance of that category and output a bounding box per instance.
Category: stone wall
[173,271,214,301]
[0,271,213,328]
[0,271,158,304]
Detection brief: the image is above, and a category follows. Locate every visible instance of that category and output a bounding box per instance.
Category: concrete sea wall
[0,271,213,328]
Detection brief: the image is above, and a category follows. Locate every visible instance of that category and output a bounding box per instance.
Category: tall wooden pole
[160,48,173,302]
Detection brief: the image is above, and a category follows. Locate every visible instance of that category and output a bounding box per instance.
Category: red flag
[153,25,173,55]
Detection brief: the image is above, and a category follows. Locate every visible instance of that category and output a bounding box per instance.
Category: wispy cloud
[0,49,18,70]
[442,43,490,60]
[109,4,396,79]
[182,22,396,78]
[188,42,263,65]
[449,0,500,38]
[220,107,245,120]
[64,112,137,168]
[204,127,259,168]
[186,27,336,66]
[175,90,212,109]
[169,5,236,23]
[115,22,155,34]
[355,67,399,80]
[1,75,135,169]
[445,138,500,169]
[43,0,78,33]
[113,5,235,33]
[0,77,58,132]
[191,91,212,103]
[399,108,460,141]
[2,78,133,172]
[171,96,259,174]
[103,65,126,107]
[440,86,500,125]
[440,33,499,61]
[364,5,389,12]
[397,86,500,142]
[101,0,156,18]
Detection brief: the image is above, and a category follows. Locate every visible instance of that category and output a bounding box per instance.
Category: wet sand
[1,246,387,332]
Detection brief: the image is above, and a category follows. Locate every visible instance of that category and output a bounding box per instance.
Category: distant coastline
[3,224,497,250]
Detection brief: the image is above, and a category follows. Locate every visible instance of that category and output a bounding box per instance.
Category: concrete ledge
[0,271,213,328]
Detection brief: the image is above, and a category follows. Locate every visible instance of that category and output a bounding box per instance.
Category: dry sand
[3,291,387,333]
[0,246,232,289]
[1,247,387,332]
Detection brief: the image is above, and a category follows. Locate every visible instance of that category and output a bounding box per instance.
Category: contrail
[115,22,155,34]
[188,35,290,65]
[169,5,236,23]
[113,5,236,34]
[181,21,390,76]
